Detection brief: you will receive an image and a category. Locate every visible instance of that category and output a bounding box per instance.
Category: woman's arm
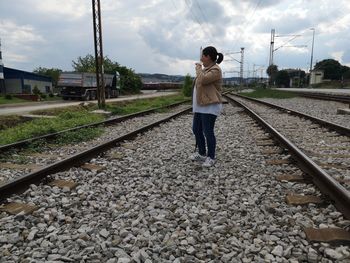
[196,67,221,85]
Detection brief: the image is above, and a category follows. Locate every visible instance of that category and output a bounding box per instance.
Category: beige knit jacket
[195,63,222,106]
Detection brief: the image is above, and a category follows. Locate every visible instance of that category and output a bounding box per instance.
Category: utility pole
[253,64,255,80]
[92,0,105,109]
[0,39,4,94]
[240,47,244,86]
[269,29,275,66]
[309,28,315,73]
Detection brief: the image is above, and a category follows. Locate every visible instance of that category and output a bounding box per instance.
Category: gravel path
[0,104,349,262]
[232,96,350,191]
[260,97,350,129]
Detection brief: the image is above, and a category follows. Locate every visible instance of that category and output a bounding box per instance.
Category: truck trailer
[58,72,120,100]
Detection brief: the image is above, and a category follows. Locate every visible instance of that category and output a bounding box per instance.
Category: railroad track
[0,100,189,153]
[1,99,349,262]
[0,103,191,199]
[287,91,350,104]
[224,93,350,219]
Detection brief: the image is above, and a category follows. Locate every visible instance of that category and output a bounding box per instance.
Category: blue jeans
[192,113,217,159]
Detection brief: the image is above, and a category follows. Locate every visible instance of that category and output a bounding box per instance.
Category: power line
[170,0,177,10]
[183,0,215,44]
[193,0,209,25]
[231,0,262,51]
[274,34,302,52]
[184,0,202,26]
[270,28,315,67]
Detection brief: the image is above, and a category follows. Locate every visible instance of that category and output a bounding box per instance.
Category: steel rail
[0,106,192,200]
[288,91,350,104]
[0,100,190,153]
[224,94,350,219]
[231,93,350,136]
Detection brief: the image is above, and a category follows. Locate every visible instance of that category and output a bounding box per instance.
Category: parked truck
[58,72,120,100]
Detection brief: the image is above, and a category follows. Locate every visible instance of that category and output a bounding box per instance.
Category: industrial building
[1,67,52,95]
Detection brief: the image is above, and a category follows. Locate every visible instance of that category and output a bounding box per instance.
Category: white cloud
[0,0,350,76]
[36,1,90,20]
[331,51,344,63]
[0,20,46,65]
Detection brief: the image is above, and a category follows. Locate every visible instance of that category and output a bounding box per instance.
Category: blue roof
[4,67,52,82]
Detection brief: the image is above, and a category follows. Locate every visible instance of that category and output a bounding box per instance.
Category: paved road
[0,91,178,116]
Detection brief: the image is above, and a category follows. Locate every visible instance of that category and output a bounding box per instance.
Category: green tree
[182,74,192,97]
[72,54,96,72]
[341,65,350,74]
[266,64,278,85]
[275,70,290,87]
[343,70,350,80]
[33,67,62,87]
[341,65,350,80]
[117,65,142,94]
[314,59,342,80]
[72,54,141,93]
[287,69,306,87]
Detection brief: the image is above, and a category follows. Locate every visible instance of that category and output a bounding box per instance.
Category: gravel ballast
[0,103,349,262]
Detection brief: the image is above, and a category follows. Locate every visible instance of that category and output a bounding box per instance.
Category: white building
[310,70,324,85]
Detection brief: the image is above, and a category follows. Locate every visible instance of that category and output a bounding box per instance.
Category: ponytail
[216,53,224,64]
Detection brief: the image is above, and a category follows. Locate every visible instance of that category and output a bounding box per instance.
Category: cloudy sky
[1,0,349,78]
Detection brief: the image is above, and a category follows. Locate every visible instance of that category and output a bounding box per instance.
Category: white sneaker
[190,152,206,162]
[202,157,215,167]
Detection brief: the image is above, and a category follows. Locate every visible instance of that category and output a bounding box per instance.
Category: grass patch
[106,94,189,115]
[0,152,29,164]
[0,115,31,130]
[0,93,189,147]
[0,95,64,105]
[0,96,28,105]
[240,88,297,99]
[0,110,104,146]
[53,127,103,145]
[31,103,97,116]
[310,81,345,89]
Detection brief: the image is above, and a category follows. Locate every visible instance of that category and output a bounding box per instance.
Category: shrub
[182,74,193,97]
[5,94,12,100]
[49,93,54,98]
[32,86,41,95]
[40,93,47,99]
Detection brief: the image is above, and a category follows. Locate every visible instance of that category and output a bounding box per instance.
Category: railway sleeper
[305,228,350,245]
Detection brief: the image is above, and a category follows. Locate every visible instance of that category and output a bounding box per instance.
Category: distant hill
[138,73,185,83]
[138,73,266,84]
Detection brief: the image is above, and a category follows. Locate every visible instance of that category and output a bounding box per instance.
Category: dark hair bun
[202,46,224,64]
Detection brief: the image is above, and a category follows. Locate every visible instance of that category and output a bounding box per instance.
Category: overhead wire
[231,0,262,52]
[170,0,177,10]
[193,0,210,27]
[224,0,263,77]
[272,28,312,66]
[183,0,216,45]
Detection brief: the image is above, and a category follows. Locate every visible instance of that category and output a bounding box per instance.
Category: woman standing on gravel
[190,46,224,167]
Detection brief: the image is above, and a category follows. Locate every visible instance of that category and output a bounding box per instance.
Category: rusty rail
[224,94,350,219]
